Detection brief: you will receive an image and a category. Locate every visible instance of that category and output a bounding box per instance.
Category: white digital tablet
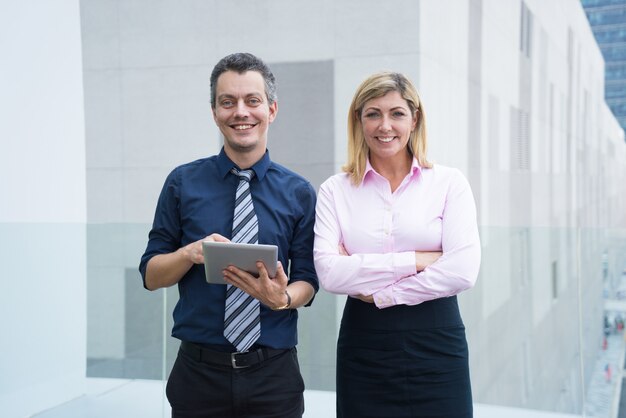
[202,241,278,285]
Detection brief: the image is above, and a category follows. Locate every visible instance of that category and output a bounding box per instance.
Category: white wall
[0,1,88,416]
[76,0,626,414]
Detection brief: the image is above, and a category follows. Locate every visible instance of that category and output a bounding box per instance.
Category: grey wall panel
[270,60,335,190]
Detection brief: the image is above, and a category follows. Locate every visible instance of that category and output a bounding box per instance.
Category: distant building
[582,0,626,137]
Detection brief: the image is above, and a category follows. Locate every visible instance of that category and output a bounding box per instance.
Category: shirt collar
[217,147,272,181]
[363,156,422,183]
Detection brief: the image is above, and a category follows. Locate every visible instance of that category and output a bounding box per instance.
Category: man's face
[212,70,277,157]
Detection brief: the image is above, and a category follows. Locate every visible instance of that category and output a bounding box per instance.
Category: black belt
[180,341,289,369]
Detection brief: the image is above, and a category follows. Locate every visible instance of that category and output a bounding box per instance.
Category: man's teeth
[234,125,253,130]
[378,137,395,143]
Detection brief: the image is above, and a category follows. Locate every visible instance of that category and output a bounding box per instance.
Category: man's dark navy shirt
[139,148,319,350]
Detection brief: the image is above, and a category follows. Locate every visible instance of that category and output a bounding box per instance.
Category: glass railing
[3,223,626,417]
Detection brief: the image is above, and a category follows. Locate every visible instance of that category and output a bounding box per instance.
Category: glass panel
[592,26,626,43]
[85,223,166,381]
[605,102,626,115]
[586,7,626,26]
[606,63,626,80]
[5,224,624,416]
[601,44,626,60]
[605,83,626,99]
[582,0,626,7]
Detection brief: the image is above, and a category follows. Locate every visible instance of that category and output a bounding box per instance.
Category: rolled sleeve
[287,182,319,301]
[139,168,182,288]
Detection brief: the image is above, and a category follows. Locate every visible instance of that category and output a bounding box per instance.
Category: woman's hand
[414,251,442,271]
[352,294,374,303]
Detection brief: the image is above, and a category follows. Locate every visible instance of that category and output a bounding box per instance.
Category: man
[139,52,318,418]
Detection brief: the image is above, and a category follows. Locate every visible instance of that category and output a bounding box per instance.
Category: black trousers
[166,345,305,418]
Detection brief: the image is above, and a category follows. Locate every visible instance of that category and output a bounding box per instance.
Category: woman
[314,71,481,418]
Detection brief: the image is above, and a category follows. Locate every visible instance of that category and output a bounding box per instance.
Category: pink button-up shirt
[313,158,481,308]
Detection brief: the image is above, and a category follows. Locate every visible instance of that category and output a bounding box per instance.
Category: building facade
[78,0,626,414]
[3,0,626,417]
[582,0,626,135]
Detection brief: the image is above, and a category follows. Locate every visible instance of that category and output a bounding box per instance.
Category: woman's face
[360,90,417,165]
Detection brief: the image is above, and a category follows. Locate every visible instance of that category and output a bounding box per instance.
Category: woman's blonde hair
[343,71,431,185]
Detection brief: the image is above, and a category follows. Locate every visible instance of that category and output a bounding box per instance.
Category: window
[511,106,530,171]
[520,2,533,58]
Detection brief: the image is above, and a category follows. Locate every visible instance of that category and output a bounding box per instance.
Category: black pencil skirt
[336,296,472,418]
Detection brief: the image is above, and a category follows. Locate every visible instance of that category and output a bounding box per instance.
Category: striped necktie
[224,168,261,352]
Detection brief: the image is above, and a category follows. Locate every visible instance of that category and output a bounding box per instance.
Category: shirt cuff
[373,285,395,309]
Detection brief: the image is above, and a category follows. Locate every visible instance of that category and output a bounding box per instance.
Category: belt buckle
[231,352,248,369]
